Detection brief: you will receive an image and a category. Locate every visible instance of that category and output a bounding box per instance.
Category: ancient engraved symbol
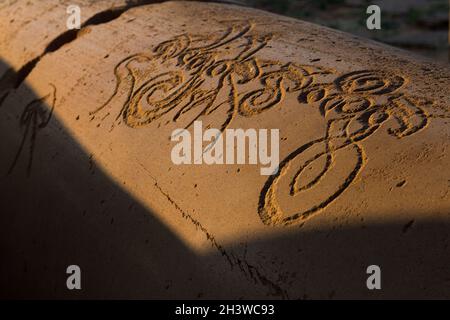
[91,21,331,131]
[259,72,431,226]
[95,21,432,226]
[8,84,56,176]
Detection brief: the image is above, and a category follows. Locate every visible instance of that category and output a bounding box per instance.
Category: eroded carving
[8,84,56,176]
[94,21,434,226]
[91,21,331,130]
[259,91,430,226]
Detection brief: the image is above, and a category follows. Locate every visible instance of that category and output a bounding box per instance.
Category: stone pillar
[0,0,449,299]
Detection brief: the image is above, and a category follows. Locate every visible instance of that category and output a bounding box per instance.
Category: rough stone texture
[0,0,449,299]
[0,0,130,75]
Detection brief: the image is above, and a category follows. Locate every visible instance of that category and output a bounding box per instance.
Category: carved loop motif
[93,22,432,226]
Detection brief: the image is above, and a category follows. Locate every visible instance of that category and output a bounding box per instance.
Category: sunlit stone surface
[0,0,449,299]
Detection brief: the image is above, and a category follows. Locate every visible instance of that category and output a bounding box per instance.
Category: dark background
[240,0,449,63]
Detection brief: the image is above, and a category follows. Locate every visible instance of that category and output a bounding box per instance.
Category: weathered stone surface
[0,0,131,75]
[0,0,449,298]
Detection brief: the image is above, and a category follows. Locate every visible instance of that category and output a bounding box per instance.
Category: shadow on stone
[0,58,449,299]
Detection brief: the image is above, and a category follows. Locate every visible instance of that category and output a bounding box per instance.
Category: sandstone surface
[0,0,449,299]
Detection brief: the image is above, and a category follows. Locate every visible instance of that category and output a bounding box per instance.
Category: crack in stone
[0,0,247,94]
[137,161,289,298]
[1,0,286,296]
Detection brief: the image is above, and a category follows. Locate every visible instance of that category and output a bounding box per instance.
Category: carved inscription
[94,21,434,226]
